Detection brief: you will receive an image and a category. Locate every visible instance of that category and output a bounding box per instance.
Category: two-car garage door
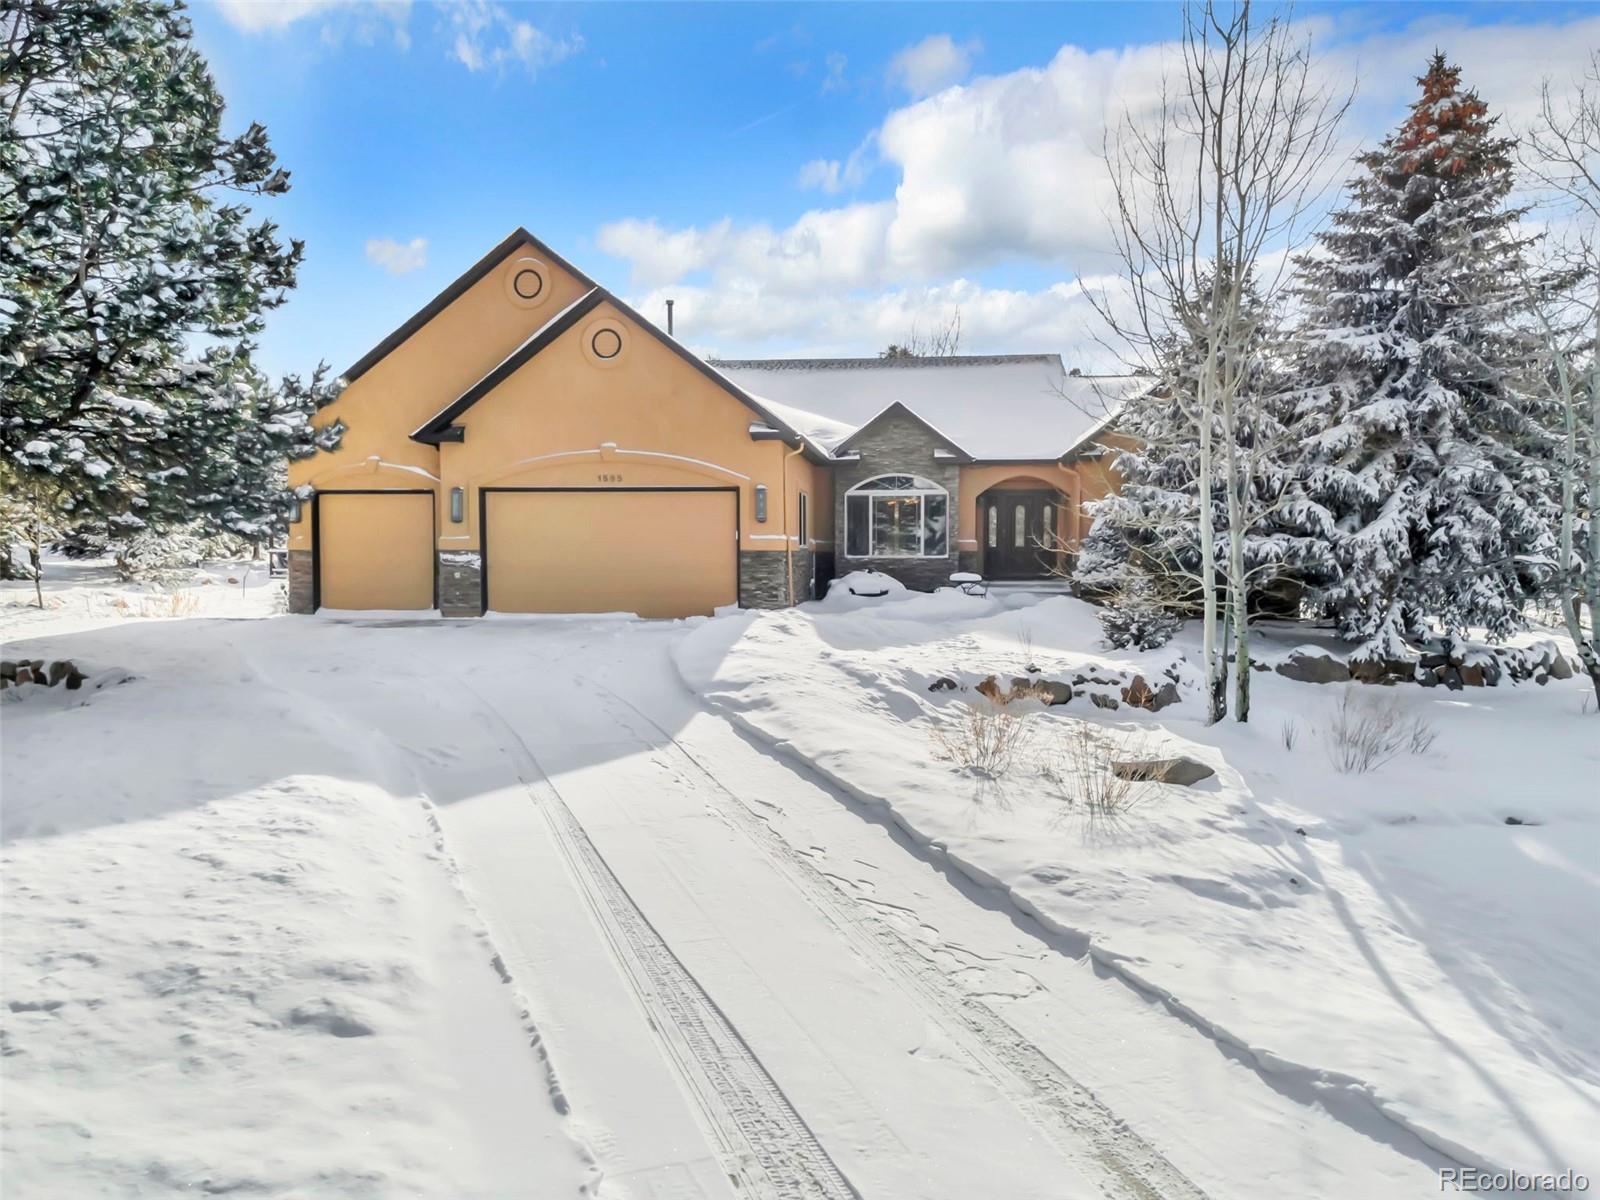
[485,488,737,619]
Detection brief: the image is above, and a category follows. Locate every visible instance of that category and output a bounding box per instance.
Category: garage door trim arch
[312,488,438,611]
[478,485,742,617]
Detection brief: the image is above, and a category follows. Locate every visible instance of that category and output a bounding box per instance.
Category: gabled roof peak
[342,227,596,384]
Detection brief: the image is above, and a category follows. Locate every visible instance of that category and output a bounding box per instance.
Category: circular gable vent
[582,318,627,368]
[505,257,549,308]
[591,328,622,359]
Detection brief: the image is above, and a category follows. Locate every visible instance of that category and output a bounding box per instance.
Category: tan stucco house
[287,228,1142,618]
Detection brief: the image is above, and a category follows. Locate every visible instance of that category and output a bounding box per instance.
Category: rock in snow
[1110,757,1216,786]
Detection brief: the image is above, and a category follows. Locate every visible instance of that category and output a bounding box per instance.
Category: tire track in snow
[591,682,1209,1200]
[453,677,860,1200]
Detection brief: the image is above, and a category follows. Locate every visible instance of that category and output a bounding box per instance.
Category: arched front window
[845,474,949,559]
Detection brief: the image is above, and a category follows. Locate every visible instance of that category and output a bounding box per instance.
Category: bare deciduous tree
[1084,0,1351,723]
[882,308,962,359]
[1522,52,1600,710]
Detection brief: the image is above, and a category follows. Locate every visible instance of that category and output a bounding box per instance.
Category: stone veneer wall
[833,409,961,592]
[438,551,482,617]
[738,551,790,609]
[287,549,314,614]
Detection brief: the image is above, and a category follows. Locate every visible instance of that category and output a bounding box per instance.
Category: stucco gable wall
[286,246,591,553]
[287,247,591,493]
[437,300,795,553]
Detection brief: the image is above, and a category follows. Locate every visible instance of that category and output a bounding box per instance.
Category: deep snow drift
[675,583,1599,1181]
[1,564,597,1198]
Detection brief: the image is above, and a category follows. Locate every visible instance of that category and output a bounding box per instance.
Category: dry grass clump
[931,697,1034,778]
[1041,722,1151,818]
[1324,688,1437,774]
[114,589,200,619]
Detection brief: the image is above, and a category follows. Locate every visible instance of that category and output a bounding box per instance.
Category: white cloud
[600,12,1600,358]
[447,0,582,74]
[216,0,580,75]
[636,274,1140,373]
[796,138,874,194]
[887,34,981,99]
[216,0,409,43]
[820,51,849,95]
[365,236,428,275]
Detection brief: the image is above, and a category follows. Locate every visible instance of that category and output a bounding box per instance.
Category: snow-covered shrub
[1098,578,1181,651]
[198,531,254,561]
[931,699,1033,778]
[51,524,111,560]
[1324,690,1437,775]
[114,528,204,584]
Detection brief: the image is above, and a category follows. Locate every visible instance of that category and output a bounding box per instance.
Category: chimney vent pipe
[665,299,675,336]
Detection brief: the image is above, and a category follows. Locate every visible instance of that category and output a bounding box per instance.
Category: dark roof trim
[412,289,605,442]
[342,227,597,384]
[834,401,973,462]
[411,285,829,463]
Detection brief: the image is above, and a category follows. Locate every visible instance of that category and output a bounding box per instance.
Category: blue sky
[189,1,1600,378]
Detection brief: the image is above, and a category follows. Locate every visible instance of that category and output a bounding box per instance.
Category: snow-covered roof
[710,355,1146,461]
[749,396,858,453]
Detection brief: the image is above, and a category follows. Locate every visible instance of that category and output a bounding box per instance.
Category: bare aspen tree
[1086,0,1349,723]
[1523,53,1600,709]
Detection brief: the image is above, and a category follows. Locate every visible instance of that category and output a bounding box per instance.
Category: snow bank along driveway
[677,589,1600,1189]
[5,584,1588,1197]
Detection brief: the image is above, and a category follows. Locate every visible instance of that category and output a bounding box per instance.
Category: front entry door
[984,492,1061,579]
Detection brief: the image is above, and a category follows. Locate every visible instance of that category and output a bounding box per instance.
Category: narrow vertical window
[1042,504,1053,548]
[1014,504,1026,548]
[987,504,998,548]
[798,491,809,548]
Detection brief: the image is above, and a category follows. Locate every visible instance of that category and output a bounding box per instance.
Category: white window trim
[844,475,950,559]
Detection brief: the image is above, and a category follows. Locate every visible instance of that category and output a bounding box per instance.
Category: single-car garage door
[317,491,435,611]
[485,488,737,618]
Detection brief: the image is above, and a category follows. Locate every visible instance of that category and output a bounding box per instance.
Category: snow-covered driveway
[3,597,1488,1198]
[258,615,1471,1199]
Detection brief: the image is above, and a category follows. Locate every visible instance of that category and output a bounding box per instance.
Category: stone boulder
[1033,681,1072,706]
[1549,653,1574,681]
[1120,674,1181,712]
[975,675,1005,703]
[1274,651,1351,685]
[1350,657,1415,685]
[927,676,959,692]
[1111,757,1216,786]
[1090,693,1119,710]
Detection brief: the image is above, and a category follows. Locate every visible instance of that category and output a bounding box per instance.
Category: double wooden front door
[983,491,1061,580]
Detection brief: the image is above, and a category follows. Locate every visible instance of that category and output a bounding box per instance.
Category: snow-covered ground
[677,581,1600,1185]
[4,561,1593,1198]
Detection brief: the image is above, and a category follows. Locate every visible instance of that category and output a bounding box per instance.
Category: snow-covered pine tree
[1293,54,1559,661]
[139,351,346,553]
[1076,273,1331,643]
[1,0,304,532]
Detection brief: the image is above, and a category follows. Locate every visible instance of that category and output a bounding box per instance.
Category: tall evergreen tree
[1293,54,1559,660]
[1,0,316,533]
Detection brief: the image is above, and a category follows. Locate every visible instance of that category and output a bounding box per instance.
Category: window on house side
[843,475,949,558]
